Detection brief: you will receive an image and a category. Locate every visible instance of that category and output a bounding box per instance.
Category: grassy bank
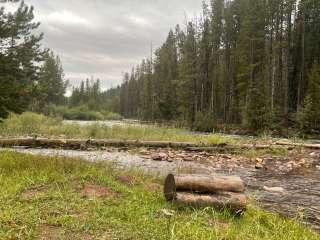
[0,151,317,239]
[0,112,235,145]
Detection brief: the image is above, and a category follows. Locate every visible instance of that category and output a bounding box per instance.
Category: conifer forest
[1,0,320,135]
[118,0,320,134]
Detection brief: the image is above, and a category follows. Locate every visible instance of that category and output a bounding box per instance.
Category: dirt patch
[207,219,230,231]
[20,185,49,201]
[37,225,64,240]
[82,184,118,199]
[68,232,94,240]
[146,183,162,192]
[100,230,117,240]
[69,180,83,191]
[37,225,94,240]
[116,175,136,186]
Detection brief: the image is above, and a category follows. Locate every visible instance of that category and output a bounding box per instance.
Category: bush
[297,64,320,134]
[66,109,104,121]
[0,112,61,136]
[48,105,105,121]
[297,96,320,134]
[101,111,123,121]
[47,105,123,121]
[193,112,215,132]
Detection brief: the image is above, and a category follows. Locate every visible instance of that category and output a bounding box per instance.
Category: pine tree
[35,51,68,109]
[298,63,320,133]
[0,1,44,118]
[178,22,198,127]
[152,30,179,120]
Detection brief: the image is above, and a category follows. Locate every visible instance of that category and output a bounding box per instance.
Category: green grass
[241,147,289,160]
[0,112,233,145]
[0,151,318,239]
[207,135,236,146]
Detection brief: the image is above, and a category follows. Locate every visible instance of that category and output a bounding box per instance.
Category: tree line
[69,78,120,114]
[1,0,319,135]
[0,1,120,121]
[118,0,320,135]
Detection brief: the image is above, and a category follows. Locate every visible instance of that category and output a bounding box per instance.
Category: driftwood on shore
[164,174,247,213]
[0,138,198,149]
[0,137,310,151]
[275,141,320,150]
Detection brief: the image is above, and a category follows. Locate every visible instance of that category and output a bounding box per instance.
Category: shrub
[47,105,123,121]
[48,105,105,121]
[297,64,320,134]
[0,112,61,136]
[193,112,215,132]
[102,111,123,121]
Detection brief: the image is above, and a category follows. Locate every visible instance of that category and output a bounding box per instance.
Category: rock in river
[255,163,264,170]
[263,186,285,194]
[151,153,168,161]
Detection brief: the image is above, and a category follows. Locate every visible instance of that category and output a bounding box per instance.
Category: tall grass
[0,112,234,144]
[0,112,62,136]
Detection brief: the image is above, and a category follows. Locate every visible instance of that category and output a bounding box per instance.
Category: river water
[63,119,150,128]
[7,147,320,231]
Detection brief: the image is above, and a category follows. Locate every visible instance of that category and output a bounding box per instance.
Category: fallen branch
[0,137,311,151]
[0,138,200,149]
[275,141,320,150]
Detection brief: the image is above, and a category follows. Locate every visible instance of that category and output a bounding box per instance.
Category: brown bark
[164,174,245,201]
[0,138,299,151]
[0,138,198,149]
[172,192,247,212]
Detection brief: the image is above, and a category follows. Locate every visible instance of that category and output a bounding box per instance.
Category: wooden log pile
[164,174,247,213]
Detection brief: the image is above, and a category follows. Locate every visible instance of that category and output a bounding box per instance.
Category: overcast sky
[1,0,203,90]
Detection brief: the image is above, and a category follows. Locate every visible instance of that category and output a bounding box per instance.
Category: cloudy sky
[2,0,203,90]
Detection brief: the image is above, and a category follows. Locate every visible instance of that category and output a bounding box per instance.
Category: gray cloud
[2,0,203,89]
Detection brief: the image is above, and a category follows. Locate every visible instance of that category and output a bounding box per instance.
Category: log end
[164,174,176,201]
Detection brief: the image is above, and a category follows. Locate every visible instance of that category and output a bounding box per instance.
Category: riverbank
[1,112,315,148]
[0,112,233,145]
[0,151,318,239]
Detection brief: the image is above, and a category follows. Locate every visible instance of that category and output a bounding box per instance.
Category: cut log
[173,192,247,212]
[164,174,245,201]
[0,138,35,147]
